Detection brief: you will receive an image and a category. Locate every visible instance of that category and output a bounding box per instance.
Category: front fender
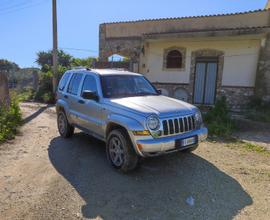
[107,114,145,132]
[107,114,146,157]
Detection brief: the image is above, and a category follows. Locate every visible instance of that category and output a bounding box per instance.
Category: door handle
[78,100,85,104]
[64,95,68,99]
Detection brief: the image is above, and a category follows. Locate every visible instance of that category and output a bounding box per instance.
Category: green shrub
[15,87,35,102]
[203,96,235,137]
[34,66,66,104]
[0,99,22,143]
[34,71,54,103]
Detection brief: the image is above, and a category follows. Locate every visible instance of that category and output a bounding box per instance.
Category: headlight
[194,110,203,129]
[146,115,160,131]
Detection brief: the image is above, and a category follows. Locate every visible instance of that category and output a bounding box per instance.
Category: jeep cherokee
[56,69,208,172]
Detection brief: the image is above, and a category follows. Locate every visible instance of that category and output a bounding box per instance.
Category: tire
[182,144,198,153]
[57,111,74,138]
[106,129,139,172]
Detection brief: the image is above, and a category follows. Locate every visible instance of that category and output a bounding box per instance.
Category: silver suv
[56,69,208,172]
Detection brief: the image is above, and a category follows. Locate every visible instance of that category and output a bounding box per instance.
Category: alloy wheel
[109,136,125,167]
[58,113,66,134]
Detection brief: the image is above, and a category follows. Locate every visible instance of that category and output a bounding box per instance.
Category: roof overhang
[143,26,270,41]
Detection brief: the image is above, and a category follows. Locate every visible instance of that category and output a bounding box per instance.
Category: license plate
[182,137,196,146]
[175,136,197,148]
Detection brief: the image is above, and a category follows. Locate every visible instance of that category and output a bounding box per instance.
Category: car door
[78,74,103,138]
[66,72,84,125]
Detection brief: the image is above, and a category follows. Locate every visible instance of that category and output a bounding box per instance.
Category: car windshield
[101,75,158,98]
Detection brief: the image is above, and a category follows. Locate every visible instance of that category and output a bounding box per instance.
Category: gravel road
[0,102,269,220]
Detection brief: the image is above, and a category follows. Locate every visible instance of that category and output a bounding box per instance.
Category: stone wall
[152,83,191,102]
[0,71,10,107]
[255,34,270,101]
[220,86,255,111]
[99,24,141,62]
[153,82,254,111]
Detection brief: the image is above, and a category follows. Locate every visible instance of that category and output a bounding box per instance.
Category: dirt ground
[0,102,269,220]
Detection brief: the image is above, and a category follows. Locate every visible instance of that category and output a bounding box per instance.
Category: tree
[71,57,97,68]
[36,50,72,72]
[0,59,20,72]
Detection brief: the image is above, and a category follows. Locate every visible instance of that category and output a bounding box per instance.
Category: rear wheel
[106,129,139,172]
[57,111,74,138]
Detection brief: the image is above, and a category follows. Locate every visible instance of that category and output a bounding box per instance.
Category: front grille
[162,115,195,136]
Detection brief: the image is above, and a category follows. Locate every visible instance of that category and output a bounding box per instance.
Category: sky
[0,0,267,68]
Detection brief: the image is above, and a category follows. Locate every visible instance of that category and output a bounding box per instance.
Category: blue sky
[0,0,267,68]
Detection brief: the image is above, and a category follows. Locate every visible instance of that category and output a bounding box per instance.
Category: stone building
[99,2,270,111]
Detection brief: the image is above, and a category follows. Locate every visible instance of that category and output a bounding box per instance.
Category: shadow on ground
[48,132,252,220]
[22,104,50,125]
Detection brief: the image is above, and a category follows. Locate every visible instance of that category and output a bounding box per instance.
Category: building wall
[266,0,270,9]
[143,38,261,87]
[99,9,270,110]
[104,10,270,38]
[255,34,270,101]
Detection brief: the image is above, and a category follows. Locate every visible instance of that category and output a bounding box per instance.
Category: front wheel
[106,129,139,172]
[57,111,74,138]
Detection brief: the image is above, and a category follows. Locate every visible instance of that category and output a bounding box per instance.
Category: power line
[0,0,49,16]
[0,0,33,12]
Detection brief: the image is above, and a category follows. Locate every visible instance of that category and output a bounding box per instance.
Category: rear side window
[67,73,83,95]
[58,72,71,91]
[81,75,98,95]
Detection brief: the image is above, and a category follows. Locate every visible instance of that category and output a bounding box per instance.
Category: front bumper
[132,127,208,157]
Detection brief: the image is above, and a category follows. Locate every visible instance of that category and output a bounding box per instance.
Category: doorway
[193,57,218,105]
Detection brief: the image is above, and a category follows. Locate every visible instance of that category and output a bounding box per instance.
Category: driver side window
[81,75,98,96]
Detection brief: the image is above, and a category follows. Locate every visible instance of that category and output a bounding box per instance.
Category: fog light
[137,143,143,150]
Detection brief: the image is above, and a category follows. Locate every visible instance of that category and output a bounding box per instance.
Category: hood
[107,95,196,118]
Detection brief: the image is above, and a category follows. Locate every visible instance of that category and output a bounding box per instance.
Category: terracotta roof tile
[102,9,270,25]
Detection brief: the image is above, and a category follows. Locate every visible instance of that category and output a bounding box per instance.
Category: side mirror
[82,90,99,102]
[157,89,162,95]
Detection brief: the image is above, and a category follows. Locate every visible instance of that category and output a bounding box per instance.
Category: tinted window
[81,75,97,95]
[58,72,71,91]
[101,75,157,98]
[67,73,83,95]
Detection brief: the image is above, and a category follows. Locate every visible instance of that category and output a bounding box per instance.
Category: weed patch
[0,99,22,143]
[203,96,235,137]
[225,140,269,155]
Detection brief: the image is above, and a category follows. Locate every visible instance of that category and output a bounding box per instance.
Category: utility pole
[52,0,58,93]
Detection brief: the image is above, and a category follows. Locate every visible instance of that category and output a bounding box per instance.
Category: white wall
[143,37,261,87]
